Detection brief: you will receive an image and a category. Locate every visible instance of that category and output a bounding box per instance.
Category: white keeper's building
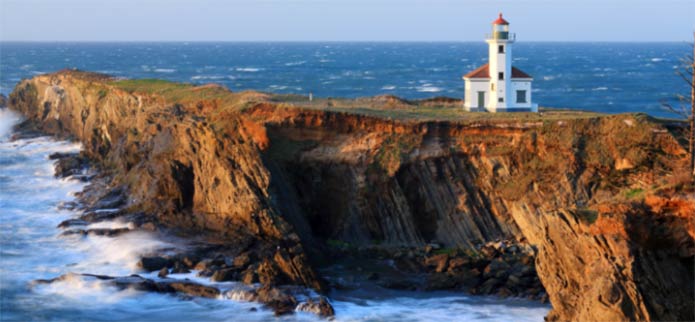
[463,13,538,112]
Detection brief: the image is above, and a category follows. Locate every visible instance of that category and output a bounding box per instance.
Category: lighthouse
[463,13,537,112]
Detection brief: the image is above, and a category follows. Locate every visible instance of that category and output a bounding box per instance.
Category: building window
[498,45,504,53]
[498,72,504,80]
[516,90,527,103]
[498,98,504,103]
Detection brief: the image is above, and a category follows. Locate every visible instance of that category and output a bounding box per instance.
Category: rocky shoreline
[40,149,545,316]
[8,70,695,321]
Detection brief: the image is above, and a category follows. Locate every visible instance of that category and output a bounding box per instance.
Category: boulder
[211,268,237,282]
[256,286,297,316]
[295,297,335,317]
[138,256,171,272]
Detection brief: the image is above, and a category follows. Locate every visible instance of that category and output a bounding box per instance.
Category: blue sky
[1,0,693,41]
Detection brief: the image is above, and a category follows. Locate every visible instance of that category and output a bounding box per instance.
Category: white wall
[509,80,534,110]
[464,79,490,111]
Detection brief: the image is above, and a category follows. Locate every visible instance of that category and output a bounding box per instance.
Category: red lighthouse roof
[492,13,509,25]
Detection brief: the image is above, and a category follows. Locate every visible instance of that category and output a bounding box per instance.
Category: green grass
[624,188,645,199]
[326,239,352,249]
[576,208,599,225]
[432,248,458,256]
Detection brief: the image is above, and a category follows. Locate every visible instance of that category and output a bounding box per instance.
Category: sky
[0,0,693,42]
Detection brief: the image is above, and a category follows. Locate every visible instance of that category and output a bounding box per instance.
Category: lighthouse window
[498,45,504,53]
[498,72,504,80]
[516,90,527,103]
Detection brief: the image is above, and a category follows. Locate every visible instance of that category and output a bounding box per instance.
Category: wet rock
[241,267,259,285]
[194,259,213,271]
[86,228,130,237]
[394,256,422,272]
[60,229,87,236]
[165,281,220,298]
[366,272,380,281]
[424,253,449,273]
[180,255,199,269]
[53,153,88,178]
[425,273,457,290]
[295,297,335,317]
[171,261,190,274]
[257,260,283,286]
[197,268,215,278]
[158,267,169,278]
[57,218,88,228]
[478,278,501,295]
[378,278,418,291]
[138,256,171,272]
[224,287,258,302]
[57,201,79,211]
[139,222,157,231]
[233,252,253,268]
[446,257,470,272]
[256,286,297,316]
[211,268,237,282]
[88,187,126,211]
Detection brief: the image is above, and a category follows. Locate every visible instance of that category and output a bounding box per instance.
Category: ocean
[0,42,689,321]
[0,42,691,118]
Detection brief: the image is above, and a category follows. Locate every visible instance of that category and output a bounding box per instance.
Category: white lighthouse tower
[463,13,537,112]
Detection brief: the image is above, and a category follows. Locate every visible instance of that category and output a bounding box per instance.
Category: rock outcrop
[10,70,694,321]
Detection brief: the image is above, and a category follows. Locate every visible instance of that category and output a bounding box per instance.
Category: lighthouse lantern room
[463,13,538,112]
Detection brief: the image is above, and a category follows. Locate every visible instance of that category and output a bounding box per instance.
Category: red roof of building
[493,13,509,25]
[463,63,532,79]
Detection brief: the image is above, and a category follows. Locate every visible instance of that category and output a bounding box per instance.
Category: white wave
[154,68,176,73]
[0,109,23,140]
[417,86,443,93]
[190,75,227,81]
[542,76,555,81]
[650,58,664,62]
[65,231,174,275]
[285,61,306,66]
[592,87,608,91]
[235,67,261,72]
[86,219,134,230]
[381,85,396,90]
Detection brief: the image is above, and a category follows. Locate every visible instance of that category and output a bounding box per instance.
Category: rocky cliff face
[10,71,694,321]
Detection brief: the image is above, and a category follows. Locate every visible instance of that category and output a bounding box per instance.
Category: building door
[477,91,486,108]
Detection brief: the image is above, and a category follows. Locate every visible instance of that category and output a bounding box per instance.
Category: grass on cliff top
[109,79,247,105]
[107,77,608,123]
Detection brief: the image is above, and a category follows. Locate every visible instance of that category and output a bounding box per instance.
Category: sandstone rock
[233,252,253,268]
[166,281,220,298]
[256,286,297,316]
[194,259,213,271]
[424,254,449,273]
[211,268,237,282]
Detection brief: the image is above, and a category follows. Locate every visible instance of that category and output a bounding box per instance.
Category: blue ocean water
[0,42,691,118]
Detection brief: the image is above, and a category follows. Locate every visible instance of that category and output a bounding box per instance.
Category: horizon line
[1,40,692,44]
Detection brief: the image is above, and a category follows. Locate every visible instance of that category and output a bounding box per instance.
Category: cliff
[9,70,694,321]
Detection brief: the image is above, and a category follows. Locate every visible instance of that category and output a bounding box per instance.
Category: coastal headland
[8,70,694,321]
